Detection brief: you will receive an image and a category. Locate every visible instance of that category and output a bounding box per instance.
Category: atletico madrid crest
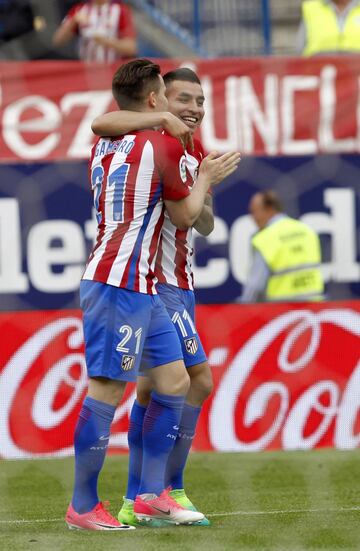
[184,337,198,355]
[122,355,135,371]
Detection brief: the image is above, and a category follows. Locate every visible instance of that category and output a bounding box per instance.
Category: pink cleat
[65,502,135,531]
[134,488,204,526]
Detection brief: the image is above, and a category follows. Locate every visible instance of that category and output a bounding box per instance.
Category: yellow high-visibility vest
[252,217,324,301]
[302,0,360,56]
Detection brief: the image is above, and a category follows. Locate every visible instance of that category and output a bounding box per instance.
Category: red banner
[1,57,360,161]
[1,302,359,458]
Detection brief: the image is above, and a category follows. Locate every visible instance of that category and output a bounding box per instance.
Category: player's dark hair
[112,59,162,109]
[163,67,201,86]
[260,190,284,213]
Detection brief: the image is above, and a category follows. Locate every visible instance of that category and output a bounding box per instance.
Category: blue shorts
[140,283,207,371]
[80,280,183,382]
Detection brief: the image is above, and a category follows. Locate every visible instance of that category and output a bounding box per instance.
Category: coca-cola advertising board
[1,302,359,459]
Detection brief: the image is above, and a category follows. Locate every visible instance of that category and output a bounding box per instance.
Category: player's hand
[162,112,194,151]
[199,151,241,185]
[93,33,110,45]
[73,10,89,26]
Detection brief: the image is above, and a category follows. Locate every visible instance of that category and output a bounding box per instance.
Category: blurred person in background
[53,0,137,63]
[298,0,360,56]
[239,190,324,303]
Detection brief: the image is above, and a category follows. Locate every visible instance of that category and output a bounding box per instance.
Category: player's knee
[171,369,191,396]
[136,387,151,406]
[88,377,126,406]
[189,365,214,401]
[198,375,214,400]
[192,377,213,402]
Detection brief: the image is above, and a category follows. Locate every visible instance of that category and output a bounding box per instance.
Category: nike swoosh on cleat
[99,435,110,441]
[151,506,171,516]
[91,522,131,529]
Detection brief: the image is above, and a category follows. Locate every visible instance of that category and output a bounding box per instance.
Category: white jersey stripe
[84,135,137,282]
[107,140,156,287]
[160,215,177,284]
[106,219,141,287]
[83,222,117,280]
[84,130,191,293]
[137,202,163,293]
[155,143,203,290]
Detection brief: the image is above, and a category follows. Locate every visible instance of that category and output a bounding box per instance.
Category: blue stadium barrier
[129,0,272,57]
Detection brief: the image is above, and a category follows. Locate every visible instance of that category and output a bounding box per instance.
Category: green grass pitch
[2,449,360,550]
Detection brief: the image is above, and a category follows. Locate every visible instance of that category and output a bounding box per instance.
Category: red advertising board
[1,57,360,160]
[1,302,359,458]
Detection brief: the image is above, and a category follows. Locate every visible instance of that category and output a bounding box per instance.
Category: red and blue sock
[125,400,147,500]
[165,402,201,489]
[72,396,115,514]
[137,391,185,496]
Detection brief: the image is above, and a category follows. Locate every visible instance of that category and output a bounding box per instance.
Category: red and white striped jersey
[65,1,136,63]
[82,130,191,294]
[156,139,205,290]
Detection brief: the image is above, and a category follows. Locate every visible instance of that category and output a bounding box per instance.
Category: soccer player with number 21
[66,59,240,531]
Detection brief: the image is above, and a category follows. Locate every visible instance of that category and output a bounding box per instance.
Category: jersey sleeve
[63,3,82,31]
[118,4,136,39]
[63,3,84,21]
[157,135,192,201]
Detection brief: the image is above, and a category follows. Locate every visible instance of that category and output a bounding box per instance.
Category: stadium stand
[127,0,303,56]
[0,0,303,60]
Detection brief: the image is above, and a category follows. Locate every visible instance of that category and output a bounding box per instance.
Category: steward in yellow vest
[301,0,360,56]
[240,190,324,303]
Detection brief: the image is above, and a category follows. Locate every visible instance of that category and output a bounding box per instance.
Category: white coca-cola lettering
[1,307,359,457]
[282,381,339,449]
[0,316,136,458]
[210,309,360,452]
[0,317,84,458]
[32,354,87,430]
[335,360,360,449]
[278,311,321,373]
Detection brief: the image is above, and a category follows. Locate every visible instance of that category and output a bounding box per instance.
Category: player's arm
[53,8,83,47]
[165,151,240,231]
[92,111,193,148]
[193,192,214,236]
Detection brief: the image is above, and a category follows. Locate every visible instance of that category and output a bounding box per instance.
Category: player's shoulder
[153,131,185,155]
[139,129,163,138]
[133,129,167,148]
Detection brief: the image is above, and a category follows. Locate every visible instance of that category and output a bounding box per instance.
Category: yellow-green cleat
[118,497,170,528]
[168,489,210,526]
